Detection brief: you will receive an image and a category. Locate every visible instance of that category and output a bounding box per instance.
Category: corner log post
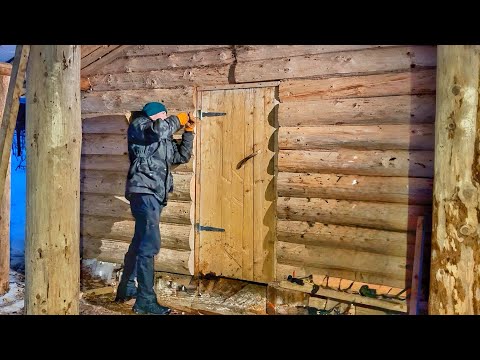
[25,46,81,314]
[429,45,480,314]
[0,70,11,295]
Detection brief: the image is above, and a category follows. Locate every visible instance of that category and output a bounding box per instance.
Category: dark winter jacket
[125,113,194,205]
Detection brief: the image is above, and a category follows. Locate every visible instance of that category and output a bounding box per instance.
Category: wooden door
[195,86,277,283]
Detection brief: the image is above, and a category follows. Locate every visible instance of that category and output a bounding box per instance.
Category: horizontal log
[81,169,192,201]
[82,133,191,155]
[278,124,435,151]
[82,237,190,275]
[88,64,231,91]
[279,69,436,102]
[81,215,190,250]
[82,134,127,155]
[278,95,435,126]
[277,220,415,257]
[81,193,191,224]
[80,154,193,173]
[96,47,234,74]
[235,46,436,82]
[276,262,408,290]
[81,112,130,119]
[81,88,194,114]
[124,45,229,57]
[277,172,433,204]
[277,241,409,282]
[82,113,187,135]
[278,280,407,313]
[235,45,397,61]
[277,197,427,232]
[82,115,129,134]
[278,149,434,177]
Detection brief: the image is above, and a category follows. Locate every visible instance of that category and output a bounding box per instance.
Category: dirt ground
[0,270,191,315]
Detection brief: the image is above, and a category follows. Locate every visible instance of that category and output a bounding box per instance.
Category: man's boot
[115,249,138,303]
[133,255,171,315]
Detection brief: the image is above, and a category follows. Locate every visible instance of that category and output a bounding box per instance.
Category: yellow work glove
[176,112,189,126]
[185,112,196,132]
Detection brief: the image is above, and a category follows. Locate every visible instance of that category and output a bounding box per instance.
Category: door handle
[236,150,261,170]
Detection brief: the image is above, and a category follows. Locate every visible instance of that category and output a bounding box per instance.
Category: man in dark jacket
[115,102,194,315]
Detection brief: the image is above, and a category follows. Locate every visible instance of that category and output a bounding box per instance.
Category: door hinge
[198,110,227,118]
[195,223,225,232]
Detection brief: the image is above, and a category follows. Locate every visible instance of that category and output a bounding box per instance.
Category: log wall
[81,45,436,289]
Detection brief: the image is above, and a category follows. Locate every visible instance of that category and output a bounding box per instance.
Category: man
[115,101,195,315]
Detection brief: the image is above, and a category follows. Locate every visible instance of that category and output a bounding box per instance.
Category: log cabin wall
[232,45,437,290]
[80,45,437,291]
[80,45,233,275]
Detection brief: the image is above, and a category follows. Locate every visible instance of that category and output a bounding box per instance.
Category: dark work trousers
[117,193,163,305]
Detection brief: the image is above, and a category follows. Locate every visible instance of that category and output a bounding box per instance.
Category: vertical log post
[429,45,480,314]
[0,69,11,295]
[25,46,81,314]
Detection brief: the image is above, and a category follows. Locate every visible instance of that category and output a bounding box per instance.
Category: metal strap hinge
[198,111,227,118]
[195,223,225,232]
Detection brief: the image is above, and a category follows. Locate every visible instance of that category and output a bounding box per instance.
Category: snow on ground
[0,271,25,315]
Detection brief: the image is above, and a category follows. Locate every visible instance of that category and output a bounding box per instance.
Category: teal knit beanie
[143,102,167,117]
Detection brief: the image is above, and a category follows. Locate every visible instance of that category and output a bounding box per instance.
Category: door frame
[192,82,280,280]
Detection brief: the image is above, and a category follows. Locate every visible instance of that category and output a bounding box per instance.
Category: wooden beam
[94,47,234,75]
[80,215,191,251]
[81,193,191,224]
[82,237,190,275]
[85,64,231,91]
[81,88,194,114]
[277,241,410,285]
[80,154,192,173]
[277,197,427,232]
[278,124,435,151]
[235,46,436,83]
[0,72,11,295]
[81,45,102,59]
[81,46,133,76]
[279,69,436,102]
[277,220,415,257]
[81,169,192,201]
[278,149,434,178]
[277,172,433,204]
[409,216,425,315]
[81,45,119,69]
[0,45,29,206]
[278,95,435,127]
[429,45,480,314]
[0,62,12,76]
[278,280,407,313]
[235,45,398,61]
[124,45,227,57]
[25,46,81,315]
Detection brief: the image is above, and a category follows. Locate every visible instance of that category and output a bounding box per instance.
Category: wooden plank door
[195,86,277,283]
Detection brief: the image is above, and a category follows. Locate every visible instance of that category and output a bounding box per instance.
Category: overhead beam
[0,45,29,205]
